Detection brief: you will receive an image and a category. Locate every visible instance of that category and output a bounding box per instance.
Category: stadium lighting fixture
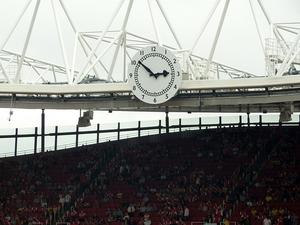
[77,110,94,127]
[279,103,293,122]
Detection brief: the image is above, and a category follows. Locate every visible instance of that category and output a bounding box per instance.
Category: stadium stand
[0,127,299,225]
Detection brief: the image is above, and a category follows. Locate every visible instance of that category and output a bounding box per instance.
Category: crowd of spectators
[0,127,299,225]
[0,144,115,225]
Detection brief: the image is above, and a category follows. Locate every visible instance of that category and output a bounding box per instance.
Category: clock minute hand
[138,61,155,75]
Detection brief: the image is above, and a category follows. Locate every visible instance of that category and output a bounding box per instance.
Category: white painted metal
[33,65,50,83]
[257,0,288,54]
[1,75,300,95]
[79,34,110,75]
[15,0,40,84]
[84,32,123,79]
[277,31,300,76]
[75,0,125,83]
[278,26,298,35]
[249,0,266,58]
[147,0,161,46]
[107,0,134,82]
[58,0,101,78]
[204,0,230,79]
[0,0,33,51]
[71,32,79,82]
[51,0,71,84]
[155,0,182,49]
[0,62,10,83]
[123,32,127,82]
[0,0,33,83]
[190,0,221,54]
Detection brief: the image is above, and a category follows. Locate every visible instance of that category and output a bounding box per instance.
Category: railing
[0,114,300,158]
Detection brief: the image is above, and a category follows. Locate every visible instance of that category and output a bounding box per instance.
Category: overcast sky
[0,0,299,129]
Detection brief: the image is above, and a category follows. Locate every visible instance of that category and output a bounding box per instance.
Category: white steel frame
[0,0,299,97]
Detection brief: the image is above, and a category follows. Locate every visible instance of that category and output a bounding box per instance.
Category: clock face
[128,45,182,104]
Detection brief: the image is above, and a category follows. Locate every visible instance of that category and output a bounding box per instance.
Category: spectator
[144,214,151,225]
[183,206,190,221]
[65,193,71,209]
[263,216,272,225]
[128,204,136,217]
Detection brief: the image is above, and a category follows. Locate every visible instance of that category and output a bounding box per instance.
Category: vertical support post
[219,116,222,128]
[97,124,100,143]
[123,32,127,82]
[299,114,300,127]
[41,109,45,153]
[54,126,58,151]
[199,117,202,130]
[165,111,169,134]
[239,115,242,127]
[75,125,79,147]
[159,120,162,134]
[138,121,141,137]
[259,115,262,126]
[117,122,120,140]
[179,118,182,132]
[34,127,38,154]
[14,128,18,157]
[247,113,250,127]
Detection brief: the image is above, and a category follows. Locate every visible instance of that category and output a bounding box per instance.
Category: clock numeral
[142,95,145,99]
[151,46,156,52]
[153,98,157,103]
[133,86,136,91]
[129,73,133,78]
[131,60,137,65]
[140,50,144,55]
[165,94,169,99]
[174,85,177,89]
[173,58,177,64]
[165,49,168,54]
[177,71,180,77]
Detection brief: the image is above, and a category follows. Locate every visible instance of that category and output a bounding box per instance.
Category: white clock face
[128,45,182,104]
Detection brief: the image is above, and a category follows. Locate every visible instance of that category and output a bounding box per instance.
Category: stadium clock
[127,45,182,104]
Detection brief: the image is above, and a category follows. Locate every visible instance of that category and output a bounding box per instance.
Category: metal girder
[0,88,300,113]
[0,76,300,94]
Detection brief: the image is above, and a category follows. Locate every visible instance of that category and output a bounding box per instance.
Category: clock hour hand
[153,70,170,78]
[138,61,154,75]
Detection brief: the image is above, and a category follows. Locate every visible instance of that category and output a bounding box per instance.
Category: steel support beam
[15,0,41,83]
[0,90,299,113]
[1,76,300,95]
